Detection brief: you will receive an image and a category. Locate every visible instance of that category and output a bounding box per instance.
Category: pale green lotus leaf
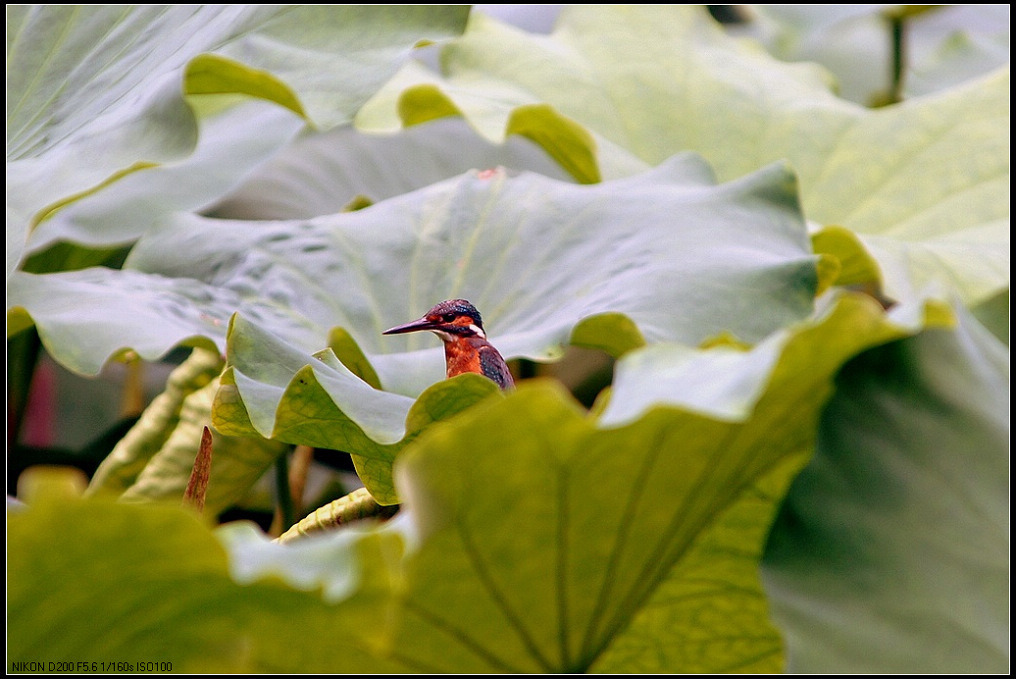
[6,5,469,272]
[126,156,818,391]
[358,6,1009,306]
[9,156,817,390]
[7,268,244,375]
[7,205,26,281]
[908,29,1011,97]
[27,101,304,254]
[599,292,950,428]
[206,116,575,221]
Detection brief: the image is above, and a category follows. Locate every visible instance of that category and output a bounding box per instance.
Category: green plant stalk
[889,14,907,104]
[274,453,295,533]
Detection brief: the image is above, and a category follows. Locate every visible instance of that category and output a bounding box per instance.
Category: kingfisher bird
[383,299,515,390]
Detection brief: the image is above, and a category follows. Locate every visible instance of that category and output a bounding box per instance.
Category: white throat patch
[430,325,485,341]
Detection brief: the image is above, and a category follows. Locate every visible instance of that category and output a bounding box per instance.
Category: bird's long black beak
[382,317,436,335]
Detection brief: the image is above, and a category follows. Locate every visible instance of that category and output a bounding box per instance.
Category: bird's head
[383,299,487,342]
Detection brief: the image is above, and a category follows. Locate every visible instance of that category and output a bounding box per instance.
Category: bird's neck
[442,335,484,379]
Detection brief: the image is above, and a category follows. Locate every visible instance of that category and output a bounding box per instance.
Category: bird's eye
[441,313,456,322]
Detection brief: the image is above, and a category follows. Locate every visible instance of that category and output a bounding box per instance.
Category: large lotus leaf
[763,303,1009,673]
[387,383,791,672]
[205,116,574,221]
[6,5,470,273]
[589,451,806,673]
[7,479,405,672]
[10,157,816,504]
[27,100,305,254]
[358,6,1009,307]
[9,155,818,386]
[7,268,252,376]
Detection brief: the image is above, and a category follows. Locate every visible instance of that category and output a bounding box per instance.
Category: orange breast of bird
[443,336,484,379]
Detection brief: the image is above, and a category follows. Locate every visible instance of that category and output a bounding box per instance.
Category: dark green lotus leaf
[390,384,800,672]
[6,5,469,273]
[763,304,1009,673]
[359,6,1008,307]
[971,289,1008,345]
[7,481,405,672]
